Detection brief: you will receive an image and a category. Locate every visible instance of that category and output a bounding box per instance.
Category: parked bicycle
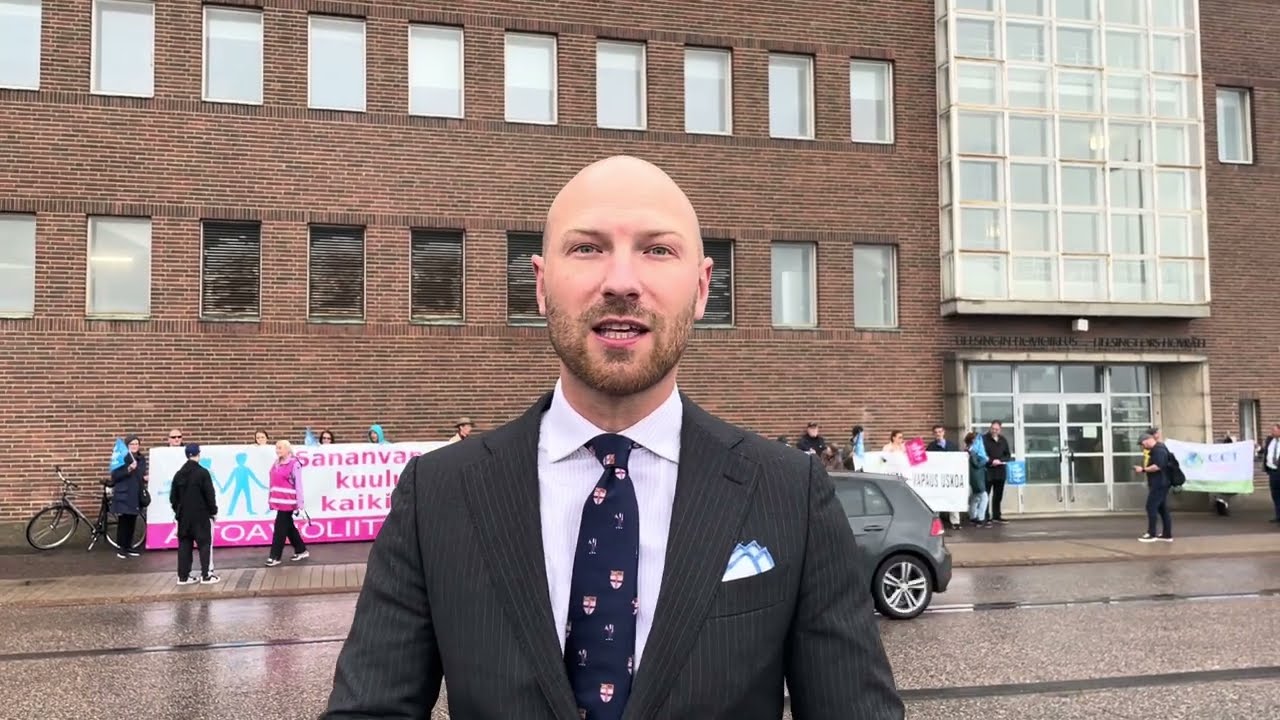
[25,465,147,551]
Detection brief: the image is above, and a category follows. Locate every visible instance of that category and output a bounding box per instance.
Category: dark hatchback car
[832,472,953,620]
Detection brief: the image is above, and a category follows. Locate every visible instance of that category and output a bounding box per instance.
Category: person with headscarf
[367,424,388,444]
[108,434,146,558]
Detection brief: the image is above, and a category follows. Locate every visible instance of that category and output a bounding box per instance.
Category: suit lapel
[624,398,757,720]
[460,392,579,720]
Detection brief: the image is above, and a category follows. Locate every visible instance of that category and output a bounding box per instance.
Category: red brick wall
[0,0,1276,519]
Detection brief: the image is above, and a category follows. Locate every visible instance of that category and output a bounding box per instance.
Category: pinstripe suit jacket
[322,391,904,720]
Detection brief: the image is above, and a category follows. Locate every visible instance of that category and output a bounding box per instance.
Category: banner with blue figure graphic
[109,437,129,472]
[145,441,447,549]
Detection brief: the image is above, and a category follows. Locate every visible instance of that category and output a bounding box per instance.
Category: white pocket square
[721,540,775,582]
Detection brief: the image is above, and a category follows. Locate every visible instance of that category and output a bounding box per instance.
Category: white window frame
[768,53,815,140]
[937,0,1213,312]
[307,14,367,112]
[853,244,899,328]
[0,214,37,317]
[0,0,42,90]
[86,216,152,318]
[201,5,264,105]
[770,241,818,328]
[90,0,155,98]
[1215,86,1253,165]
[504,32,558,125]
[850,59,895,144]
[596,40,647,130]
[408,24,465,119]
[683,47,733,135]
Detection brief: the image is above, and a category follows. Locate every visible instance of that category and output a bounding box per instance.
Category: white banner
[1163,439,1256,494]
[145,441,447,548]
[860,451,970,512]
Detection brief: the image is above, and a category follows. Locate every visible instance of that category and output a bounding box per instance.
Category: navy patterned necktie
[564,433,641,720]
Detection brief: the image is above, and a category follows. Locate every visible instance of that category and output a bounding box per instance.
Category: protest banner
[861,451,969,512]
[144,441,447,550]
[1163,438,1256,494]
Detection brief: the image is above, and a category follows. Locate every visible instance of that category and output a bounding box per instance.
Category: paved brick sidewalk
[0,561,366,608]
[2,532,1278,608]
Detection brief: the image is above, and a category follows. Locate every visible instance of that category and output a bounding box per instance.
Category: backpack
[1164,447,1187,487]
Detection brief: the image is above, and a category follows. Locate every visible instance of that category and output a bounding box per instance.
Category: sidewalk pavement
[2,526,1278,609]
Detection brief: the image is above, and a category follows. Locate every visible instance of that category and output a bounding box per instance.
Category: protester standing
[170,443,220,585]
[964,432,991,528]
[266,439,309,566]
[108,434,146,558]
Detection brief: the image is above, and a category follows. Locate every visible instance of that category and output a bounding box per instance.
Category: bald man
[324,156,903,720]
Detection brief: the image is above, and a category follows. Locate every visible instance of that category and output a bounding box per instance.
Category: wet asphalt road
[2,555,1278,719]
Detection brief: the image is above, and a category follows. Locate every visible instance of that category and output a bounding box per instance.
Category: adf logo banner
[1164,439,1256,495]
[145,441,447,550]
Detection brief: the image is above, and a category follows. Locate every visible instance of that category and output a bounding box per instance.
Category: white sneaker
[176,577,199,586]
[1138,534,1158,543]
[291,551,310,562]
[265,558,282,567]
[200,575,221,585]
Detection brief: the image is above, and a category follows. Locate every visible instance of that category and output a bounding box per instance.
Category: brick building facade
[0,0,1276,520]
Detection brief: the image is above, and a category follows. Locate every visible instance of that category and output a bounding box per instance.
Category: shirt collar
[541,378,683,464]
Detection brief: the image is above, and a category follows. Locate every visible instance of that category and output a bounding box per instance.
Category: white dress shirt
[1267,437,1279,470]
[538,379,682,671]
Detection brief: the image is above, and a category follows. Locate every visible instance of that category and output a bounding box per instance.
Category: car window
[863,482,893,516]
[835,483,866,517]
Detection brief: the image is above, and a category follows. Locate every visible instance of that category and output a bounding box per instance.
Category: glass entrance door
[1015,395,1112,513]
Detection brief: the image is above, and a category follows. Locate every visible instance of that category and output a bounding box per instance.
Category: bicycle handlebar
[53,466,79,491]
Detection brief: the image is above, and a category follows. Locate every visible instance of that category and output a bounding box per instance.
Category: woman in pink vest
[266,439,309,566]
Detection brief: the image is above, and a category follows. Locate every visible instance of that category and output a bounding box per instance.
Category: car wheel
[873,554,933,620]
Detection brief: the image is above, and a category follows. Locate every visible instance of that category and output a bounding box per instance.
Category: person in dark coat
[170,443,220,585]
[109,434,146,558]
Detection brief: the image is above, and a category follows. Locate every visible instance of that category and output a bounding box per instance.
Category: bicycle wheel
[104,513,147,550]
[26,505,79,550]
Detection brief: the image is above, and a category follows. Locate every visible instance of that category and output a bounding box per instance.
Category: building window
[684,48,732,135]
[505,33,557,125]
[596,40,646,130]
[91,0,154,97]
[851,60,894,143]
[0,0,41,90]
[409,25,463,118]
[0,214,36,316]
[200,220,260,320]
[506,231,543,324]
[203,6,263,104]
[87,217,151,317]
[308,225,365,321]
[410,229,464,322]
[697,239,734,327]
[768,53,814,139]
[1216,87,1253,164]
[771,242,816,327]
[308,15,366,112]
[853,244,897,328]
[937,0,1208,309]
[1239,399,1260,442]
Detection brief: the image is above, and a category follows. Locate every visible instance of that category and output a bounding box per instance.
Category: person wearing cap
[448,417,474,444]
[796,421,826,454]
[169,443,220,585]
[1133,431,1173,543]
